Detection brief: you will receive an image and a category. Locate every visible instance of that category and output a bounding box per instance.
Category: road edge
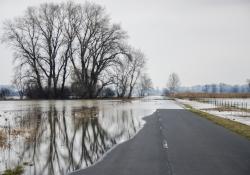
[182,103,250,140]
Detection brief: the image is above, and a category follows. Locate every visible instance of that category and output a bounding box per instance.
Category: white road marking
[163,139,168,149]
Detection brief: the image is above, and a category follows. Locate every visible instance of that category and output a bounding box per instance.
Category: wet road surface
[70,109,250,175]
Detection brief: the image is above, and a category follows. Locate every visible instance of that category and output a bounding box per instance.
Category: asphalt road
[70,109,250,175]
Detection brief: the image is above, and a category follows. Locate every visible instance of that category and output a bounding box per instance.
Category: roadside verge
[183,103,250,140]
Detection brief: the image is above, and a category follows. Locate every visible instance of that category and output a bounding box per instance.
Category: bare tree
[167,73,180,94]
[113,72,128,97]
[69,2,128,98]
[127,49,146,98]
[2,1,146,99]
[12,67,26,99]
[2,3,69,98]
[137,73,153,97]
[112,55,131,97]
[2,2,83,98]
[33,3,71,98]
[60,2,80,95]
[112,48,145,98]
[2,9,44,97]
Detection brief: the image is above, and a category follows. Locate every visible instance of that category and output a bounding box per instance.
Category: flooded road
[0,97,180,175]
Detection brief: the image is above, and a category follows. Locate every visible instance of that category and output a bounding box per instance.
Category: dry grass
[172,93,250,99]
[184,104,250,140]
[9,128,36,143]
[0,129,7,147]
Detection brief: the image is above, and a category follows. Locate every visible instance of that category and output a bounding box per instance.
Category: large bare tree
[69,2,128,98]
[2,3,71,98]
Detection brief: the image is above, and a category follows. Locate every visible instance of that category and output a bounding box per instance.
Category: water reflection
[0,98,171,175]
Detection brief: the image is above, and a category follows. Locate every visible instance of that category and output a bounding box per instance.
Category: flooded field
[197,98,250,110]
[0,97,178,175]
[177,98,250,126]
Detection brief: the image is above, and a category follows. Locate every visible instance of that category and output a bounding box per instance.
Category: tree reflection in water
[0,100,144,175]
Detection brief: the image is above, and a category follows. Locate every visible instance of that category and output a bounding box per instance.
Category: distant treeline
[1,2,152,99]
[166,82,250,99]
[178,84,250,94]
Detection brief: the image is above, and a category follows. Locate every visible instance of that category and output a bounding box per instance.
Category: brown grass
[9,128,36,143]
[72,106,98,119]
[0,129,7,147]
[172,92,250,99]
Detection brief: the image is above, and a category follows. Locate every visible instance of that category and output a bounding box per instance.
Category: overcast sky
[0,0,250,88]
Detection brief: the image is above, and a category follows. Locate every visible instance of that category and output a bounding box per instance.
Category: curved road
[70,108,250,175]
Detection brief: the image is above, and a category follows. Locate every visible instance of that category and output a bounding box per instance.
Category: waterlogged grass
[2,165,24,175]
[184,104,250,140]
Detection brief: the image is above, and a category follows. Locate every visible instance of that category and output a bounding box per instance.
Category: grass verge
[184,104,250,140]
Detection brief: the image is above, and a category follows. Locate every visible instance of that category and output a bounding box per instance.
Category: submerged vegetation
[184,104,250,140]
[0,130,6,147]
[2,165,24,175]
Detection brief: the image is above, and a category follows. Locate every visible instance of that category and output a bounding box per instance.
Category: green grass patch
[184,104,250,140]
[2,165,24,175]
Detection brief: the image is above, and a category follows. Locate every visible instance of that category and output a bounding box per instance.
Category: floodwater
[0,96,180,175]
